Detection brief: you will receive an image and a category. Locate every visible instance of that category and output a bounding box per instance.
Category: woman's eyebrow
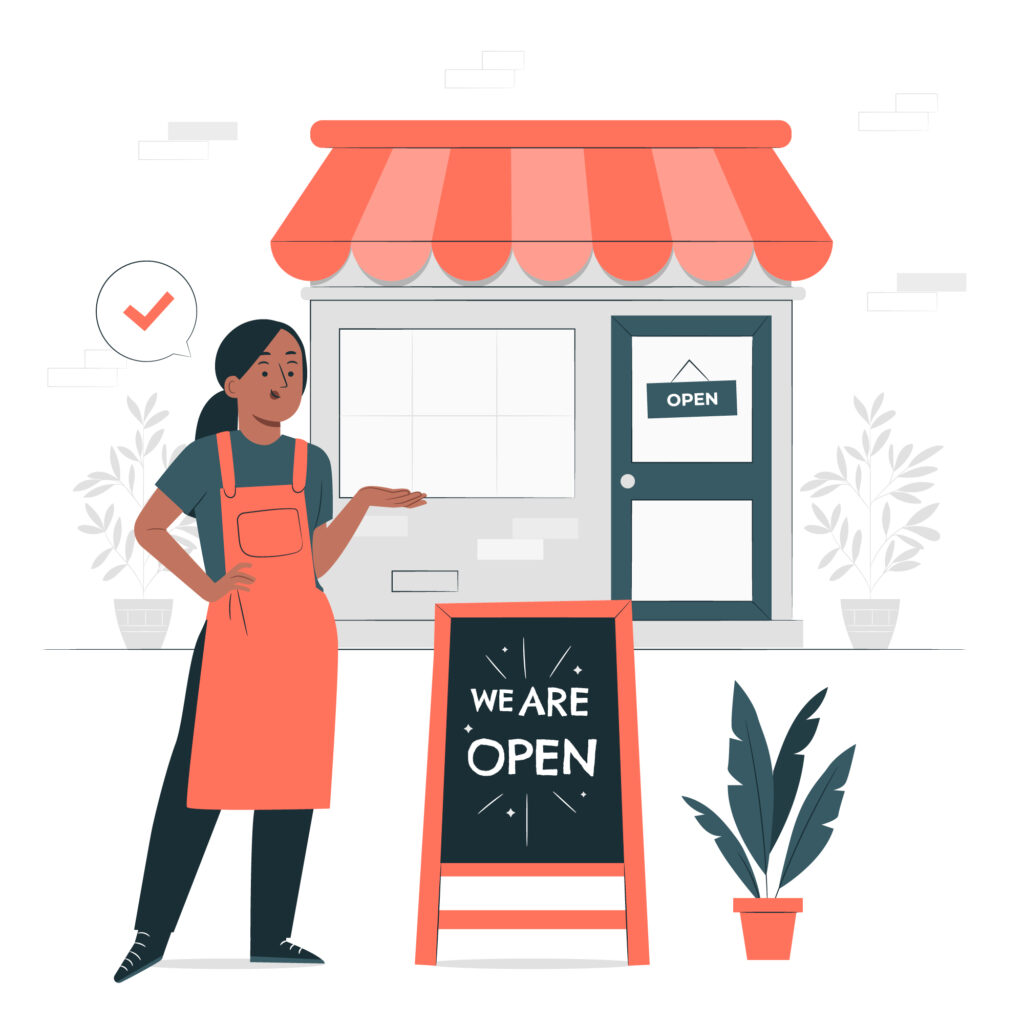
[284,350,298,355]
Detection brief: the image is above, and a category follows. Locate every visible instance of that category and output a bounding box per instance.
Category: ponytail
[195,391,238,440]
[193,319,307,441]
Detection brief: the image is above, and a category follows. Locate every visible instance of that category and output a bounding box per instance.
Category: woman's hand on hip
[354,486,428,509]
[202,561,255,602]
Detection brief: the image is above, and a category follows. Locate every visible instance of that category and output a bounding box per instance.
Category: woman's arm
[312,486,427,578]
[135,490,254,602]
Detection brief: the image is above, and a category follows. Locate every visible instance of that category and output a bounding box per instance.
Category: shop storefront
[271,121,832,649]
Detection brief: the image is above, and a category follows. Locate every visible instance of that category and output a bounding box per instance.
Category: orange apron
[187,432,338,810]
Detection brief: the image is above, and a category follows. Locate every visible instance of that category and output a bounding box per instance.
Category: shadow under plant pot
[841,598,899,649]
[114,598,173,649]
[734,898,803,959]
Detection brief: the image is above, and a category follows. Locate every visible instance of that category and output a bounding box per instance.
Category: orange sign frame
[415,599,649,966]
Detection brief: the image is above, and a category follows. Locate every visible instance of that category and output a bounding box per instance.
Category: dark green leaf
[727,683,774,873]
[779,746,856,889]
[682,797,760,898]
[770,689,827,850]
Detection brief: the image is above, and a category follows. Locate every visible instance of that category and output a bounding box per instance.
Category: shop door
[610,316,772,620]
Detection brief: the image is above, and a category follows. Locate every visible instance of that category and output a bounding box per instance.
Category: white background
[4,1,1020,1021]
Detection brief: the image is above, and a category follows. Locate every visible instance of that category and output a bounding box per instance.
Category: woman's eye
[261,371,268,377]
[288,371,295,377]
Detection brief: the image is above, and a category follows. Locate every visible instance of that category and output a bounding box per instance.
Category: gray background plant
[75,394,199,594]
[802,394,941,595]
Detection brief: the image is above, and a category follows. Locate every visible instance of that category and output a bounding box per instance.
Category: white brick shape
[895,93,938,113]
[167,122,238,140]
[896,273,966,292]
[137,140,209,160]
[482,50,525,70]
[866,292,938,312]
[440,876,624,911]
[445,69,515,88]
[858,112,929,132]
[477,539,544,560]
[512,517,580,540]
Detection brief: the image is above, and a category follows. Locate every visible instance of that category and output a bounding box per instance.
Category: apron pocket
[236,507,303,557]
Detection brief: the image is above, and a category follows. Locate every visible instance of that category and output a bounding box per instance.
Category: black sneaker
[113,930,169,983]
[250,938,324,964]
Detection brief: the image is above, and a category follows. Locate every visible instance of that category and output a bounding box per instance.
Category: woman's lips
[270,389,280,399]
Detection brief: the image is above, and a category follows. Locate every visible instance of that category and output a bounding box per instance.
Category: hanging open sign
[646,360,738,419]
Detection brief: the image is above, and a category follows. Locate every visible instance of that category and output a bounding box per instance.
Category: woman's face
[224,329,304,423]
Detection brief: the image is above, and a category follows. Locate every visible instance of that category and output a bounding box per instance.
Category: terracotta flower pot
[733,898,803,959]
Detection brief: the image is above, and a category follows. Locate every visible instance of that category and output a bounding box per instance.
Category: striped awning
[271,120,832,285]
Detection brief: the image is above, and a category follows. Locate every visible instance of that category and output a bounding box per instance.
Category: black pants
[135,625,312,945]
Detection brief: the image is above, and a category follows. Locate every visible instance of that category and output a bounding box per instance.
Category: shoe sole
[114,955,164,983]
[250,957,324,964]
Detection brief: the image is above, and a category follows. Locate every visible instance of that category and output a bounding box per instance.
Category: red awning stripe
[432,148,512,282]
[585,147,673,282]
[271,121,832,284]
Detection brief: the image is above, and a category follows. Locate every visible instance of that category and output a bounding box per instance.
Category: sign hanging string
[670,359,710,382]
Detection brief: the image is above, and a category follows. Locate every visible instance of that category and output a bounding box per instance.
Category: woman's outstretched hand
[355,486,428,509]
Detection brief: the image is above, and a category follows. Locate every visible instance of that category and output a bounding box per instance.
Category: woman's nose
[276,363,289,387]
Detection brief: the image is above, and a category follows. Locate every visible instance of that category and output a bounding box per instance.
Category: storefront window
[338,329,575,497]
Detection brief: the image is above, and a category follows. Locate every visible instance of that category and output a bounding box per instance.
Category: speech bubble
[96,260,197,361]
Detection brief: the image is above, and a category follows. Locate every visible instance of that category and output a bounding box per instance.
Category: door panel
[611,316,772,620]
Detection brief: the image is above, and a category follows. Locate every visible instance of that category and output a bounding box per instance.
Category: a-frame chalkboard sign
[416,600,648,965]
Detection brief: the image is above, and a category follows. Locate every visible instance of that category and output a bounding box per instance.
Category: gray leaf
[800,480,821,492]
[830,563,854,581]
[128,465,136,490]
[830,505,841,529]
[882,502,891,533]
[893,547,918,564]
[125,531,136,561]
[873,410,895,428]
[910,445,942,466]
[103,563,128,581]
[813,484,840,496]
[816,472,843,481]
[73,480,94,492]
[889,561,920,572]
[892,492,921,504]
[887,444,895,468]
[103,505,114,528]
[146,409,169,429]
[144,393,158,418]
[861,429,870,455]
[113,519,122,548]
[171,444,186,461]
[78,525,102,535]
[844,446,864,462]
[854,396,869,422]
[86,504,103,528]
[899,482,933,493]
[870,393,884,418]
[886,541,895,566]
[145,429,165,455]
[906,525,940,541]
[135,430,143,455]
[839,519,849,547]
[851,530,862,561]
[110,447,120,476]
[813,504,830,528]
[91,548,112,568]
[894,444,913,470]
[855,464,863,490]
[836,447,847,476]
[85,484,113,497]
[118,446,138,463]
[818,549,839,568]
[871,429,891,455]
[127,396,142,422]
[908,503,939,525]
[805,525,830,535]
[901,466,936,478]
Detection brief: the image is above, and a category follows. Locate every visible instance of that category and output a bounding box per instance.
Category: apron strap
[292,439,308,493]
[216,432,236,498]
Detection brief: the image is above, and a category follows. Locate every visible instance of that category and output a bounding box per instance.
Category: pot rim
[733,897,803,913]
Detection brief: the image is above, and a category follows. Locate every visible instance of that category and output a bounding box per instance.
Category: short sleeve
[156,435,217,517]
[308,445,334,530]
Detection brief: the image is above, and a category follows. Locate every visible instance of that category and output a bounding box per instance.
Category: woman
[114,319,426,982]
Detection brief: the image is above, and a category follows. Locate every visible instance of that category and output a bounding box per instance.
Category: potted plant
[682,683,855,960]
[75,393,199,648]
[802,393,942,648]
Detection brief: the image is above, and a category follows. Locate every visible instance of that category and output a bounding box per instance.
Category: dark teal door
[610,316,772,620]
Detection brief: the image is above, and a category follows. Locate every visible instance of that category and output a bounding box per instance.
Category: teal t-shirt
[156,431,334,587]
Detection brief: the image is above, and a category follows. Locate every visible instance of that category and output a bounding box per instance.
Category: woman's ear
[224,376,241,398]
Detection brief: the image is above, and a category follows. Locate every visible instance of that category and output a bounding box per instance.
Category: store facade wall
[308,286,798,649]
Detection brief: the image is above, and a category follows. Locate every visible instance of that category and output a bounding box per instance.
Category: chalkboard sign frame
[415,599,648,966]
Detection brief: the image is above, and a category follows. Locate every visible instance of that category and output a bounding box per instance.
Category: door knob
[619,473,636,489]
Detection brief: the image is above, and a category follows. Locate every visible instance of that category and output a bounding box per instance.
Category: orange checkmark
[124,291,175,330]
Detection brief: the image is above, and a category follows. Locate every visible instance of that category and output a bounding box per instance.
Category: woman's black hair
[195,319,308,439]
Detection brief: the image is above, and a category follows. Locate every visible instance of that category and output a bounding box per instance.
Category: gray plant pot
[841,598,900,649]
[114,598,173,649]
